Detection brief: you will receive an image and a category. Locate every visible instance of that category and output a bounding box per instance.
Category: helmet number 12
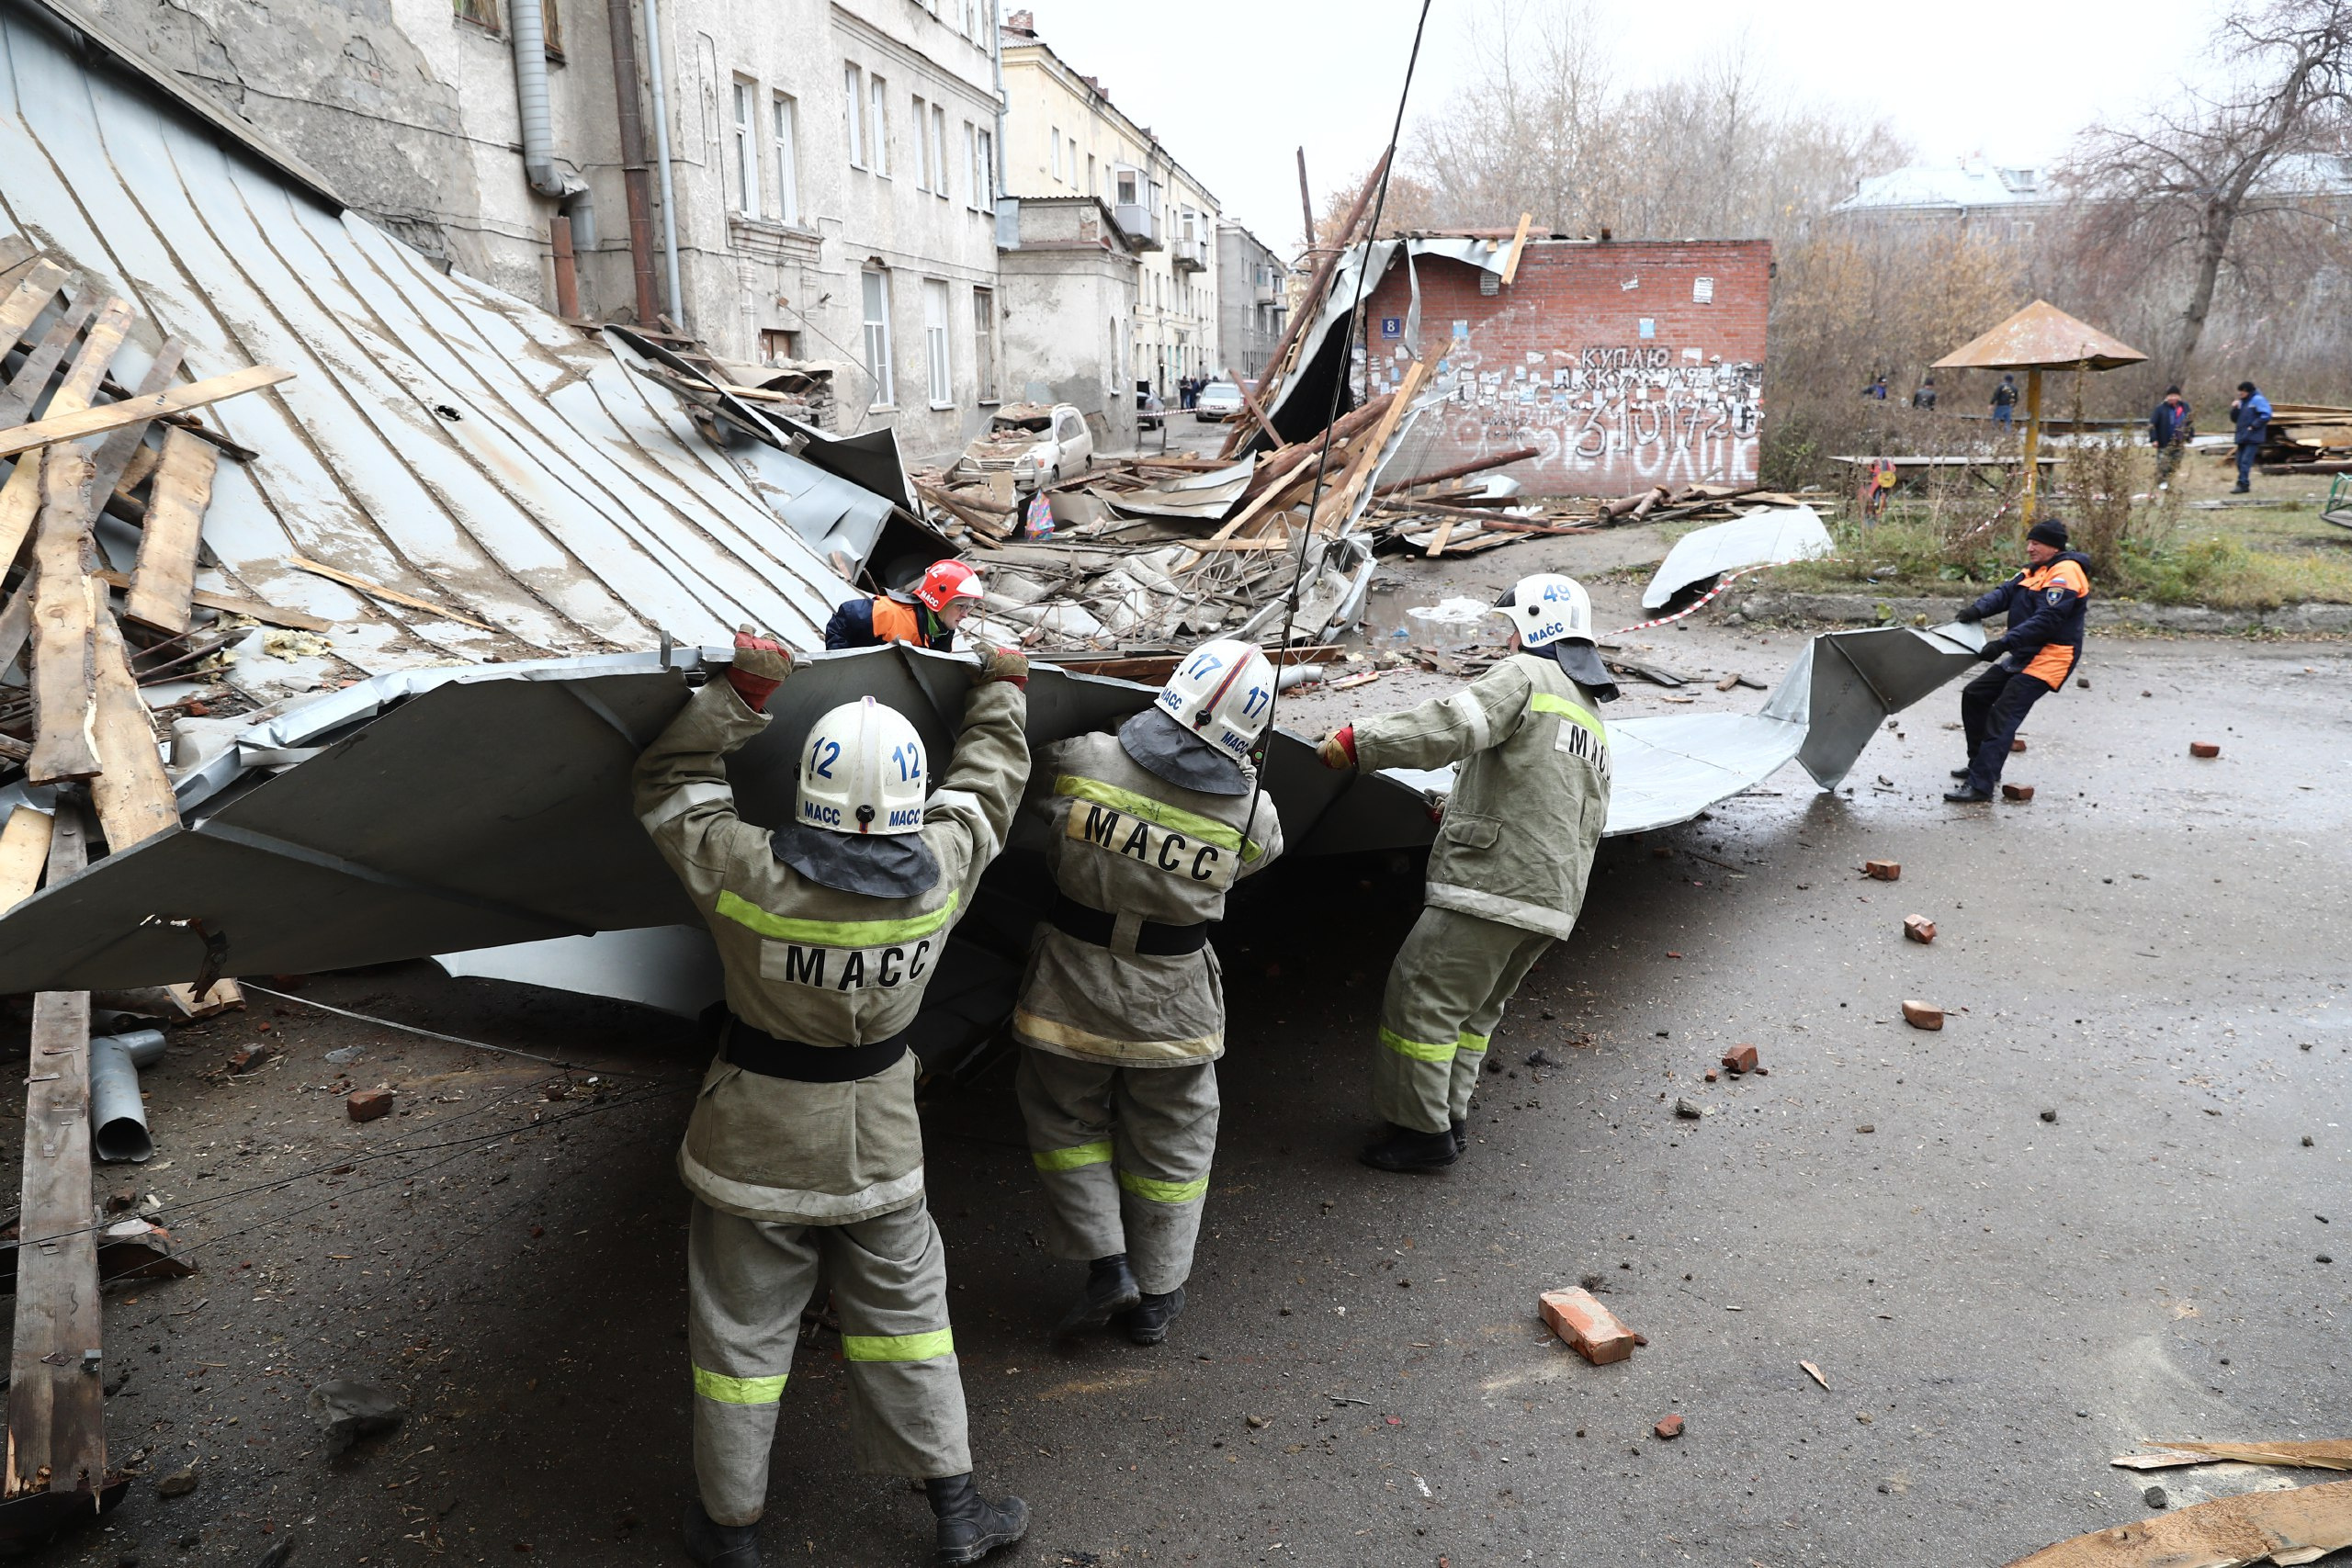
[890,742,920,782]
[810,738,840,779]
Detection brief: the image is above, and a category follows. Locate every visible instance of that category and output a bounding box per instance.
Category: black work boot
[1124,1287,1186,1346]
[1450,1118,1467,1155]
[1942,786,1992,803]
[683,1498,763,1568]
[926,1473,1028,1565]
[1359,1123,1459,1172]
[1051,1254,1140,1342]
[1949,767,1971,779]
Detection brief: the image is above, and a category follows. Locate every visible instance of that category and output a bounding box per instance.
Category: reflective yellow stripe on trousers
[694,1366,788,1404]
[842,1329,956,1362]
[1379,1026,1456,1064]
[1032,1140,1113,1173]
[1116,1168,1209,1204]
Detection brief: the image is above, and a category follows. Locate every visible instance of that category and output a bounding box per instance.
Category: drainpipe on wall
[990,0,1015,250]
[602,0,662,325]
[508,0,597,312]
[640,0,686,329]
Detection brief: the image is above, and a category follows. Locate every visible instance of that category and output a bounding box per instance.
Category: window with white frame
[977,129,995,207]
[729,78,758,218]
[973,287,998,401]
[962,122,978,210]
[869,74,890,176]
[930,104,948,200]
[1114,165,1140,206]
[1051,128,1062,183]
[842,65,865,168]
[772,93,799,225]
[911,94,930,191]
[923,278,952,408]
[862,269,894,408]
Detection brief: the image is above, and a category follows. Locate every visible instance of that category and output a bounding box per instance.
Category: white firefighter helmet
[795,696,928,836]
[1490,573,1595,649]
[1155,637,1277,762]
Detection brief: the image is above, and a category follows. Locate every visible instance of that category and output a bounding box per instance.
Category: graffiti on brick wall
[1373,340,1762,490]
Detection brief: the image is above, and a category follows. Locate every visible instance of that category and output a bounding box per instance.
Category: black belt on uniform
[1046,894,1212,956]
[724,1016,910,1083]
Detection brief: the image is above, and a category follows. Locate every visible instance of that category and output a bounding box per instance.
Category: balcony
[1253,276,1283,304]
[1112,201,1161,250]
[1171,236,1205,273]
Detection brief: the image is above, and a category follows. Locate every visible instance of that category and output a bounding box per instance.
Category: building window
[453,0,500,33]
[868,74,890,176]
[931,104,948,200]
[977,129,995,208]
[1051,128,1062,183]
[923,278,952,408]
[759,327,802,365]
[541,0,563,56]
[862,269,894,409]
[842,65,865,169]
[1114,166,1140,207]
[772,93,799,225]
[911,95,931,191]
[730,78,758,218]
[962,122,978,210]
[973,287,998,401]
[1086,153,1096,199]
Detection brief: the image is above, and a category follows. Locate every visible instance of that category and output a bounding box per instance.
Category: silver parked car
[1193,380,1245,422]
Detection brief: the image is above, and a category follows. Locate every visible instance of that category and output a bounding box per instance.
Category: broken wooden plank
[26,452,100,784]
[121,429,215,635]
[1498,211,1534,287]
[0,582,30,674]
[1311,359,1428,533]
[0,806,52,913]
[2003,1477,2352,1567]
[0,261,69,359]
[90,570,333,634]
[162,979,243,1019]
[1425,518,1456,558]
[44,299,134,418]
[2114,1440,2352,1473]
[86,612,177,853]
[283,554,494,629]
[85,339,184,513]
[0,365,293,462]
[0,298,96,429]
[6,804,106,1502]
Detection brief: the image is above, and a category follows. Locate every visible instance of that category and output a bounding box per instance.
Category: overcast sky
[1023,0,2224,247]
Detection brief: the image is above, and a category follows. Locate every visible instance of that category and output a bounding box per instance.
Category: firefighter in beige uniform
[1318,574,1616,1172]
[633,629,1032,1568]
[1012,639,1284,1347]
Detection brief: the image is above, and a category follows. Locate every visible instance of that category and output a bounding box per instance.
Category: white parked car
[955,403,1096,491]
[1194,380,1245,422]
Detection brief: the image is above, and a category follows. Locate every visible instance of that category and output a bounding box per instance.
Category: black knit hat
[2027,519,2069,548]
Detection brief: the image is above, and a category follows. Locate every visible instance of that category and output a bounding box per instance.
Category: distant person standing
[2149,386,2193,488]
[1944,519,2091,805]
[1991,374,2018,430]
[2230,380,2272,493]
[1862,374,1889,400]
[1911,378,1938,410]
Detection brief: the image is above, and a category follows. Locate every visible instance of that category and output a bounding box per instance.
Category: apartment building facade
[1216,221,1288,381]
[82,0,1011,460]
[997,8,1220,399]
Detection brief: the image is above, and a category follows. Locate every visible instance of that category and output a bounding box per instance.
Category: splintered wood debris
[2113,1440,2352,1473]
[2003,1478,2352,1568]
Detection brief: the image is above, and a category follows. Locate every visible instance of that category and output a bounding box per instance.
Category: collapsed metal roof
[0,0,873,670]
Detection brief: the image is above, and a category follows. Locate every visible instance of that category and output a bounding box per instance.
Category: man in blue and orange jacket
[1944,518,2090,803]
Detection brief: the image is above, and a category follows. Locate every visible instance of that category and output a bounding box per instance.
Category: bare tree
[2063,0,2352,372]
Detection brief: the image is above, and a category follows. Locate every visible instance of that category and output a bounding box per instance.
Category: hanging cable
[1240,0,1436,835]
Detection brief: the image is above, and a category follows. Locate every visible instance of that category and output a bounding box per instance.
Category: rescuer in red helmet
[825,560,986,652]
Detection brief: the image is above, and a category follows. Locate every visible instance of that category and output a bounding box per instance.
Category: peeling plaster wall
[997,242,1135,451]
[1363,241,1770,497]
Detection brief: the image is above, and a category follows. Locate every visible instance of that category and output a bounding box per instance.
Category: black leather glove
[1954,607,1984,624]
[1974,637,2008,663]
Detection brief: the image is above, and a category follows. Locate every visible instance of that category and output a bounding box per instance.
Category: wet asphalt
[13,620,2348,1568]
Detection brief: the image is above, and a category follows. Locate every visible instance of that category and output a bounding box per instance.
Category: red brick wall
[1361,239,1770,496]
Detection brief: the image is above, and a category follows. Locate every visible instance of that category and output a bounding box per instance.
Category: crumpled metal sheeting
[0,646,1441,995]
[0,6,848,660]
[1641,506,1835,609]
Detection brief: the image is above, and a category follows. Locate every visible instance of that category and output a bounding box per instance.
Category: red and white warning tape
[1603,558,1828,638]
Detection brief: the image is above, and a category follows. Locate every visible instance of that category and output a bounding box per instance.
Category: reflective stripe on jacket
[632,676,1029,1224]
[1351,652,1611,941]
[823,595,952,651]
[1012,731,1283,1066]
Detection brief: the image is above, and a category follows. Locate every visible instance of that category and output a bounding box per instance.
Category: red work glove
[725,625,794,713]
[1317,726,1357,770]
[975,646,1029,689]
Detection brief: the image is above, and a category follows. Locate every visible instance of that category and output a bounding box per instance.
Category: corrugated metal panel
[0,1,846,661]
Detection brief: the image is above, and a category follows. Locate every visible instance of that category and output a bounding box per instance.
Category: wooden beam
[6,805,105,1502]
[0,583,30,675]
[1498,212,1534,287]
[0,365,293,462]
[0,262,68,358]
[92,570,333,634]
[284,554,495,629]
[85,340,184,513]
[1374,445,1543,497]
[122,429,215,635]
[1310,358,1428,532]
[87,612,178,854]
[45,299,134,418]
[26,452,100,784]
[0,299,96,429]
[0,807,52,913]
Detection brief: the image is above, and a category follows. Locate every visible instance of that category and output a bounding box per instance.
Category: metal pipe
[550,214,581,318]
[640,0,684,327]
[602,0,662,324]
[506,0,570,198]
[89,1028,166,1164]
[990,0,1007,196]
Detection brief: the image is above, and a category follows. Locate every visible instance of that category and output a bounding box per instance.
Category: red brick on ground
[1655,1414,1685,1439]
[1864,860,1901,881]
[1904,915,1936,944]
[1902,999,1945,1030]
[1539,1287,1638,1365]
[2002,784,2034,801]
[1721,1043,1758,1075]
[346,1087,395,1123]
[2190,741,2221,758]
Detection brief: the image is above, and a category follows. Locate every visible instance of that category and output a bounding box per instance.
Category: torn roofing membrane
[0,626,1981,998]
[1641,505,1834,610]
[0,0,859,669]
